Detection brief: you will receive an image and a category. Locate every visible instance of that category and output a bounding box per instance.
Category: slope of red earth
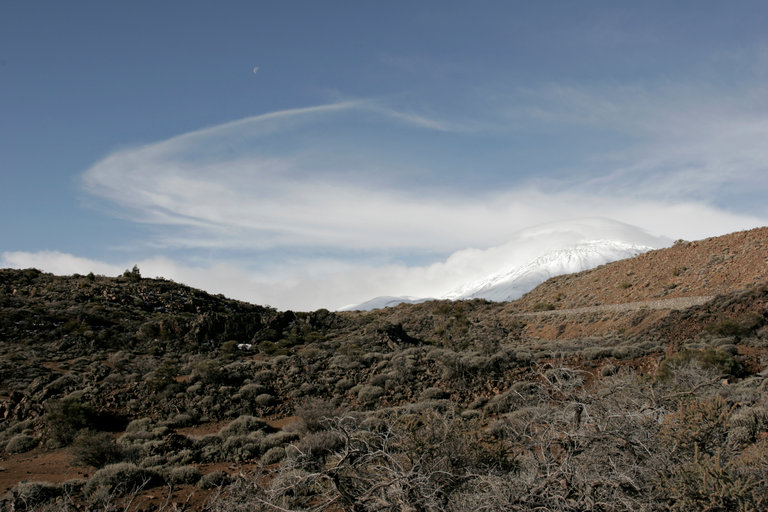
[500,227,768,340]
[512,226,768,311]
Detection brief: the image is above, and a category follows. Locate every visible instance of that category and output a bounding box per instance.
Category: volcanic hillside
[475,226,768,341]
[1,226,768,511]
[514,226,768,310]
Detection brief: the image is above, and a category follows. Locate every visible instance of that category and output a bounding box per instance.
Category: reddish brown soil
[500,227,768,340]
[513,227,768,311]
[513,297,707,340]
[176,421,229,439]
[0,448,264,509]
[0,447,89,494]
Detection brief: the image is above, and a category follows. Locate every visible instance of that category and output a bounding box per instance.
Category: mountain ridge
[342,238,659,311]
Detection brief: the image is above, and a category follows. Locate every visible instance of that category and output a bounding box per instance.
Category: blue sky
[2,1,768,309]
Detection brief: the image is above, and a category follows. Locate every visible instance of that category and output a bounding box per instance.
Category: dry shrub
[7,481,62,509]
[660,396,734,456]
[167,465,201,486]
[4,433,38,454]
[294,398,343,433]
[219,415,271,438]
[83,462,160,497]
[666,450,766,511]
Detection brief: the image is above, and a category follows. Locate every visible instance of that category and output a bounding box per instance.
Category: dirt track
[521,295,715,317]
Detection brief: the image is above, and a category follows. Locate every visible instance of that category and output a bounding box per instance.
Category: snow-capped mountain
[340,218,670,311]
[443,240,654,302]
[339,296,432,312]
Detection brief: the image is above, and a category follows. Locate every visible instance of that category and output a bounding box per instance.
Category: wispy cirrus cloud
[502,81,768,204]
[82,90,766,256]
[82,100,481,252]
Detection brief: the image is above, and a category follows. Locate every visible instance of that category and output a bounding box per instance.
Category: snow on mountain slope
[339,218,670,311]
[339,296,431,311]
[444,240,655,302]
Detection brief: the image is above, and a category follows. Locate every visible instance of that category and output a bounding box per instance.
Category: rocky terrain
[1,227,767,511]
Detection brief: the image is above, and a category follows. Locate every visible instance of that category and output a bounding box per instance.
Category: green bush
[43,397,98,447]
[240,382,268,399]
[145,359,184,395]
[257,340,289,355]
[581,346,613,360]
[125,417,154,432]
[71,430,124,468]
[122,265,141,280]
[252,369,276,384]
[222,435,262,461]
[196,435,224,462]
[706,314,762,338]
[727,406,768,447]
[296,431,344,459]
[167,448,197,466]
[140,454,166,468]
[295,399,342,433]
[261,431,299,451]
[164,412,195,428]
[254,393,276,407]
[484,390,518,414]
[191,359,229,386]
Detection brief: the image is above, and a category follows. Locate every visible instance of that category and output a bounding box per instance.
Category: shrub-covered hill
[1,266,768,511]
[0,268,347,392]
[0,267,346,354]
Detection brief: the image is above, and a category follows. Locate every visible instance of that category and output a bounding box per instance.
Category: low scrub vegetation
[2,269,768,510]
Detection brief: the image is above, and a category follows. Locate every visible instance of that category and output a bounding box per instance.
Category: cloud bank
[5,220,646,311]
[0,216,751,312]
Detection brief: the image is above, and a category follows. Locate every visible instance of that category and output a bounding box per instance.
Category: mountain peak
[342,218,668,310]
[444,239,655,302]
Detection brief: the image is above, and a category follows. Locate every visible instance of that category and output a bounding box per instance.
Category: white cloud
[81,94,767,257]
[62,83,768,309]
[1,251,125,277]
[81,100,483,252]
[0,215,759,311]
